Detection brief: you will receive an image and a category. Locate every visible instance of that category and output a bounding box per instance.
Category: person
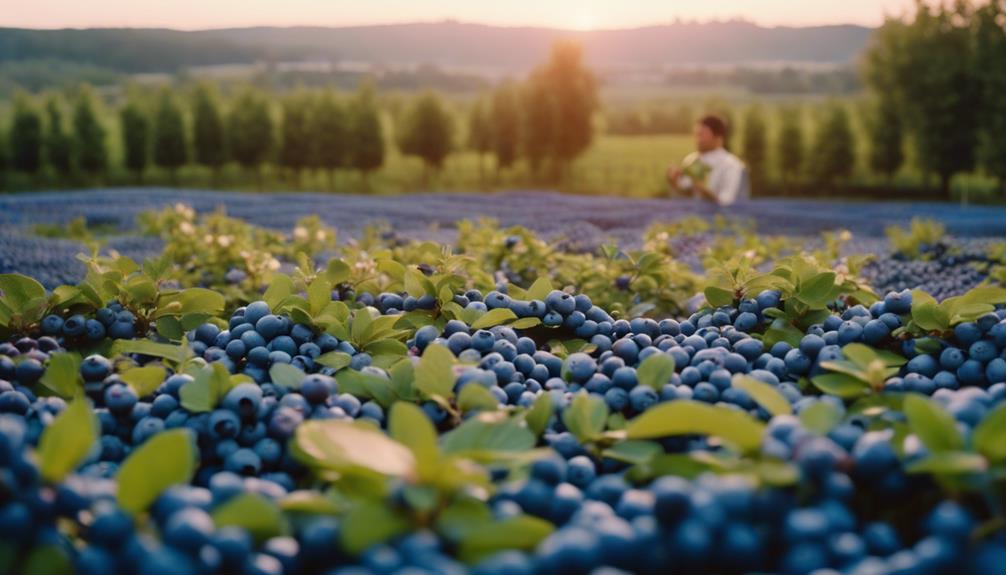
[666,115,749,206]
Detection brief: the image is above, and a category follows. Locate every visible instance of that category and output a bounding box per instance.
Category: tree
[311,90,348,188]
[227,88,274,187]
[530,41,598,178]
[866,96,904,181]
[120,99,149,183]
[864,3,980,195]
[466,98,493,182]
[398,91,454,183]
[279,91,314,186]
[72,87,108,177]
[191,83,226,182]
[490,81,521,176]
[521,76,556,178]
[44,97,73,180]
[0,121,8,185]
[347,85,385,187]
[153,89,187,183]
[810,104,856,187]
[741,104,768,189]
[776,107,804,184]
[9,94,43,175]
[976,2,1006,193]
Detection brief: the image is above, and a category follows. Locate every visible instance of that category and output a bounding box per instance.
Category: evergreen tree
[533,41,598,178]
[347,85,385,188]
[398,91,454,182]
[976,2,1006,193]
[191,83,227,182]
[279,91,314,186]
[521,76,556,178]
[9,94,43,175]
[120,100,149,183]
[810,104,856,187]
[741,104,768,189]
[44,96,73,179]
[153,89,188,183]
[0,121,8,186]
[776,107,805,184]
[311,90,348,188]
[866,96,905,181]
[72,86,108,177]
[227,88,274,187]
[466,98,493,181]
[490,81,521,176]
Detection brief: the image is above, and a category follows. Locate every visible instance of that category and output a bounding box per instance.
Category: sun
[570,6,596,30]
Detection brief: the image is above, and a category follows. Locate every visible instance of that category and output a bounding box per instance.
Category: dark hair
[698,115,728,139]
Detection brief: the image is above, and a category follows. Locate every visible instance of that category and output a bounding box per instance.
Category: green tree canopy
[153,89,188,179]
[120,99,149,181]
[398,91,454,176]
[531,41,598,174]
[741,104,768,187]
[44,96,73,178]
[191,83,226,174]
[867,96,905,181]
[311,91,349,185]
[976,2,1006,192]
[9,94,43,174]
[490,81,521,173]
[72,86,108,176]
[776,107,804,183]
[279,91,314,180]
[227,88,274,177]
[348,85,385,180]
[810,104,856,186]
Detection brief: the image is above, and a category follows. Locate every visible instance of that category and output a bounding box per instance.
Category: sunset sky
[2,0,917,30]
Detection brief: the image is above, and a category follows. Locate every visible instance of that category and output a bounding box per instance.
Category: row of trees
[0,42,598,188]
[863,0,1006,194]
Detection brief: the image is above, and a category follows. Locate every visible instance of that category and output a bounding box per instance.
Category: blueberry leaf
[212,493,286,543]
[457,514,555,563]
[269,363,305,389]
[119,365,167,398]
[38,352,82,399]
[38,398,97,483]
[732,374,791,416]
[561,392,608,442]
[414,343,456,399]
[636,352,676,391]
[389,402,439,481]
[973,403,1006,462]
[293,419,415,478]
[340,500,412,555]
[117,429,196,516]
[623,400,765,454]
[470,308,517,330]
[903,394,963,453]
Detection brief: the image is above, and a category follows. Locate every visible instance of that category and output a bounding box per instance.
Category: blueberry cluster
[39,300,140,344]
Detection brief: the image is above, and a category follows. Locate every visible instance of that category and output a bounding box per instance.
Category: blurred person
[667,115,749,206]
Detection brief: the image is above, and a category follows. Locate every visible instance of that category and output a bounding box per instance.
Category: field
[2,187,1006,574]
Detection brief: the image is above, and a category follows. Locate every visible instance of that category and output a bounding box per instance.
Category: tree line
[0,42,597,189]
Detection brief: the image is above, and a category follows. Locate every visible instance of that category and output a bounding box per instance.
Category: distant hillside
[0,21,874,74]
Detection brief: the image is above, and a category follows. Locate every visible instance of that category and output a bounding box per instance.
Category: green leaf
[269,363,305,389]
[797,272,837,306]
[525,277,554,301]
[840,343,878,369]
[732,375,791,416]
[458,384,501,412]
[974,403,1006,462]
[326,259,351,285]
[414,344,456,399]
[337,369,396,407]
[389,402,439,481]
[799,401,843,435]
[308,277,331,315]
[906,452,987,476]
[471,308,518,330]
[39,352,82,398]
[293,419,415,477]
[912,301,950,332]
[117,429,196,515]
[263,275,294,310]
[636,353,676,391]
[179,363,234,413]
[119,365,167,398]
[810,373,869,399]
[703,286,734,307]
[623,401,765,453]
[441,413,536,459]
[561,393,609,442]
[601,439,663,465]
[0,273,46,312]
[315,351,353,371]
[458,515,555,563]
[22,545,72,575]
[38,398,97,483]
[509,317,542,330]
[110,339,190,364]
[279,490,341,515]
[904,394,963,453]
[340,500,412,554]
[212,493,285,542]
[524,392,553,437]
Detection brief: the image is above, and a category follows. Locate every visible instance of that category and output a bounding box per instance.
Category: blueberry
[564,353,597,383]
[81,354,112,382]
[41,314,64,335]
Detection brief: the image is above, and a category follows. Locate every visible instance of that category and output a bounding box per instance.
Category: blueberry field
[5,189,1006,575]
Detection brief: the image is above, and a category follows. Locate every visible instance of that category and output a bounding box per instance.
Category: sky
[0,0,918,30]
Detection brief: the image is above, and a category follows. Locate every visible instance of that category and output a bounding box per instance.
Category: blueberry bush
[3,202,1006,575]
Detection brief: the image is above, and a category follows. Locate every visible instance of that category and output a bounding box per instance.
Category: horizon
[0,0,915,31]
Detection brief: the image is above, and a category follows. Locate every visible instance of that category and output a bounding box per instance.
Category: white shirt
[681,148,749,206]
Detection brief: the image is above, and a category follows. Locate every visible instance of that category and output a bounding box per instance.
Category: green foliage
[117,429,196,515]
[152,88,188,176]
[227,87,274,176]
[348,84,385,177]
[72,86,108,175]
[311,90,348,178]
[619,400,765,454]
[279,91,314,177]
[975,2,1006,189]
[885,218,946,259]
[191,83,227,173]
[119,99,149,180]
[43,96,72,177]
[775,107,804,183]
[810,103,855,186]
[741,104,768,187]
[528,41,598,173]
[398,91,455,174]
[37,398,97,483]
[867,95,904,180]
[906,286,1006,335]
[489,81,521,172]
[812,343,907,398]
[9,93,43,174]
